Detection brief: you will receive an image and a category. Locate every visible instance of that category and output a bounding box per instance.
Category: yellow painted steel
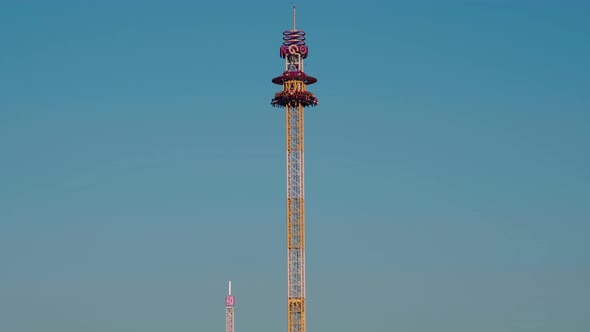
[288,298,306,332]
[285,79,307,332]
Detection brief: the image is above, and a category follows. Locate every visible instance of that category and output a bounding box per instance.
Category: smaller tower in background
[225,281,235,332]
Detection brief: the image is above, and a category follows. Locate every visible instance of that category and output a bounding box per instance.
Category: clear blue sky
[1,0,589,331]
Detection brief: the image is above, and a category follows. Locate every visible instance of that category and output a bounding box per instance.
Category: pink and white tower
[225,281,235,332]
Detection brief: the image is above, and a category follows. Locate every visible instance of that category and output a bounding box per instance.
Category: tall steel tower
[225,281,235,332]
[271,6,318,332]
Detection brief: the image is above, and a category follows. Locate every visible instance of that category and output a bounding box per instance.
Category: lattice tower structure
[225,281,235,332]
[271,6,318,332]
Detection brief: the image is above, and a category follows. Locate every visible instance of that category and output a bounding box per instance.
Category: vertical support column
[226,307,234,332]
[225,282,235,332]
[286,97,306,332]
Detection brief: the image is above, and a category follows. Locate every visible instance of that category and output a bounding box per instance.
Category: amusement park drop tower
[271,6,318,332]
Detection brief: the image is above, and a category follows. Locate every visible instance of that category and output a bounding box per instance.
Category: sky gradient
[1,1,589,331]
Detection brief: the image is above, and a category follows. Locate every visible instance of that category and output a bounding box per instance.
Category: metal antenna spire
[293,5,296,30]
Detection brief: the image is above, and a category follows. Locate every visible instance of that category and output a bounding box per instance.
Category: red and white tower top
[225,281,235,307]
[271,5,318,106]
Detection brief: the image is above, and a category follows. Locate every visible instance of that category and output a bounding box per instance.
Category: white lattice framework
[225,307,234,332]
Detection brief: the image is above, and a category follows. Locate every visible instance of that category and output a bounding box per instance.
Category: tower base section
[288,298,306,332]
